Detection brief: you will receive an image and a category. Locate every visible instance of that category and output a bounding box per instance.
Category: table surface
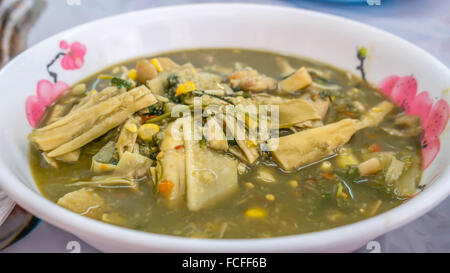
[2,0,450,253]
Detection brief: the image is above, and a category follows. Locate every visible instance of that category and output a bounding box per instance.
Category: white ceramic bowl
[0,3,449,252]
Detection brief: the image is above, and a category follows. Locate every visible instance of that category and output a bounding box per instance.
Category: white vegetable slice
[184,122,238,211]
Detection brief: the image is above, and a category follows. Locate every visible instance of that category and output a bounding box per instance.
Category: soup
[28,49,422,238]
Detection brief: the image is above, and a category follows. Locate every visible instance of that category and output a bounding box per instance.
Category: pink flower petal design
[421,136,440,170]
[26,96,46,128]
[36,80,69,106]
[379,75,449,169]
[59,40,69,50]
[25,80,69,128]
[390,76,417,113]
[423,99,450,140]
[379,75,400,97]
[60,41,86,70]
[408,91,433,122]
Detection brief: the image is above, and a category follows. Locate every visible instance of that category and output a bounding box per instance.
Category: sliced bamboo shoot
[29,86,157,157]
[185,136,238,211]
[224,114,259,164]
[116,117,140,158]
[268,119,359,171]
[279,67,312,93]
[358,101,394,129]
[55,149,81,163]
[157,122,186,202]
[278,99,321,128]
[203,116,228,151]
[57,188,104,218]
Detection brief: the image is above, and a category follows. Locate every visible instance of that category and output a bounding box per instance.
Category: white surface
[1,0,449,252]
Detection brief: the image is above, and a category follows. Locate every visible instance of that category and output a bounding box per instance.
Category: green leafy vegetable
[111,77,132,90]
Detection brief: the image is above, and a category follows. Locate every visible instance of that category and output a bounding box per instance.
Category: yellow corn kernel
[87,89,97,96]
[151,58,163,72]
[336,183,348,199]
[265,194,275,202]
[336,148,359,169]
[320,161,332,171]
[138,124,160,141]
[244,208,267,219]
[245,140,258,148]
[175,81,196,96]
[127,69,137,80]
[245,182,255,189]
[289,180,298,188]
[156,151,164,159]
[372,107,382,112]
[125,123,138,133]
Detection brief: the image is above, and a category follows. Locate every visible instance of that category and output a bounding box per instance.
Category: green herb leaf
[111,77,132,90]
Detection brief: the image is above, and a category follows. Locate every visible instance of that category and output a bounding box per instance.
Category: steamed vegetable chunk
[29,49,424,239]
[29,85,157,157]
[279,67,312,93]
[57,188,104,218]
[185,138,238,211]
[278,99,321,128]
[269,119,359,170]
[156,122,186,202]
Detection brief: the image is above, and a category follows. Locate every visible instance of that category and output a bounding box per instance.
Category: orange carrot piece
[158,180,175,197]
[322,173,334,180]
[368,143,381,153]
[174,145,184,150]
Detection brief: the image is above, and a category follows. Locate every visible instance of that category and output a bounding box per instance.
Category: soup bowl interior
[0,3,449,252]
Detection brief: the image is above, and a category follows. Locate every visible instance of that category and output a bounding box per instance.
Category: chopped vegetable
[245,182,255,189]
[359,158,382,176]
[57,188,104,218]
[151,58,163,72]
[368,143,382,153]
[111,77,132,90]
[336,149,359,169]
[336,183,348,199]
[279,67,312,93]
[127,69,137,81]
[256,166,276,183]
[268,119,359,171]
[287,181,297,189]
[136,59,158,83]
[138,123,161,141]
[322,173,334,180]
[175,81,197,96]
[244,208,267,219]
[320,161,332,171]
[159,180,175,198]
[265,194,275,202]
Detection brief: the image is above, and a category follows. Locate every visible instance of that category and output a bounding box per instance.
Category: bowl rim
[0,3,449,252]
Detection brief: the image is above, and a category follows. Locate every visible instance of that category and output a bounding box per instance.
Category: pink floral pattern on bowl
[380,75,449,169]
[59,41,86,70]
[25,40,86,128]
[26,80,69,128]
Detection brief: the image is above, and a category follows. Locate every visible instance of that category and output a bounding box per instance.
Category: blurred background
[0,0,449,253]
